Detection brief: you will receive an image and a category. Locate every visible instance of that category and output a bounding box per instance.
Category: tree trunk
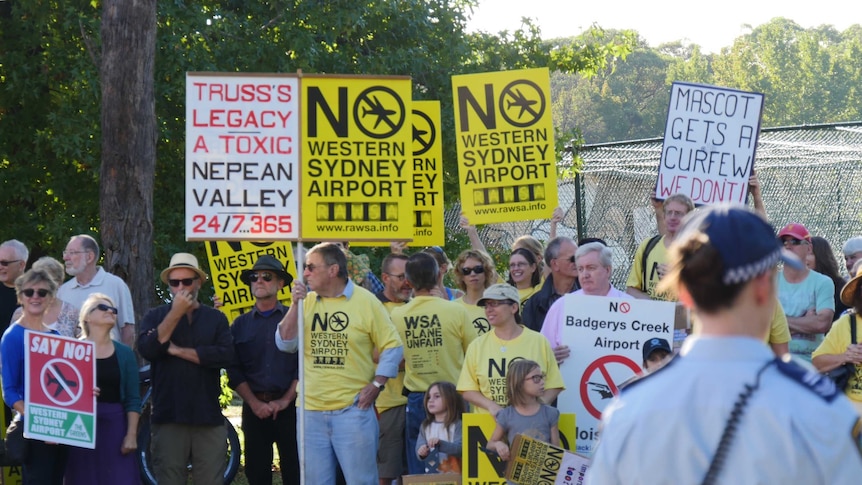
[100,0,157,337]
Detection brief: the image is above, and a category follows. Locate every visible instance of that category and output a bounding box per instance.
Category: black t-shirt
[0,284,18,334]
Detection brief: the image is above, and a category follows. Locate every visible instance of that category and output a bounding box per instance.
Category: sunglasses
[0,260,21,267]
[460,265,485,276]
[22,288,50,298]
[525,373,547,384]
[91,303,119,315]
[168,276,199,287]
[782,238,807,247]
[248,272,274,283]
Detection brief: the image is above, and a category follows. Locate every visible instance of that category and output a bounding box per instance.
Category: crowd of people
[3,183,862,484]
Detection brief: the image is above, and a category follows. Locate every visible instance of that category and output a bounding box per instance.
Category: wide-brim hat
[477,283,520,306]
[159,253,208,285]
[677,204,804,285]
[841,265,862,306]
[240,255,293,286]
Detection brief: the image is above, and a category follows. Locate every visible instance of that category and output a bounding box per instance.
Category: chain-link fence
[448,122,862,288]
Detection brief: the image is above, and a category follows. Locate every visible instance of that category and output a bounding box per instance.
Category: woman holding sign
[457,283,564,416]
[64,293,140,484]
[0,268,69,484]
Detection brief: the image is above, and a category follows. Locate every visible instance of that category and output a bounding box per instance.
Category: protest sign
[462,413,576,485]
[24,331,96,448]
[556,295,675,455]
[505,434,590,485]
[186,73,301,240]
[452,68,557,225]
[657,82,764,204]
[300,74,414,241]
[205,240,296,321]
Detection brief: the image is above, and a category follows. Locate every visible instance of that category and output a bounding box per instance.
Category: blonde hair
[452,249,497,292]
[32,256,65,285]
[79,293,116,338]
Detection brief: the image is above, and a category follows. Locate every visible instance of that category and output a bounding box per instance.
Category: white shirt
[58,267,135,341]
[587,336,862,484]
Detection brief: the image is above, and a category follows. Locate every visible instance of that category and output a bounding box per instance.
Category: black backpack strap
[851,314,857,344]
[641,235,662,293]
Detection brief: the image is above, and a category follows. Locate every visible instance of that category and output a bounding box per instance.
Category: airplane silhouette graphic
[506,88,539,119]
[46,365,78,398]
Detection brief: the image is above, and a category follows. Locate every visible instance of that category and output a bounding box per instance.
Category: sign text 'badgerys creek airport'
[186,73,300,240]
[453,68,557,225]
[301,75,413,241]
[657,82,764,205]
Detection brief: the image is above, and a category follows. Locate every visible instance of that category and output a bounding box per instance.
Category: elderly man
[0,239,28,330]
[843,236,862,277]
[138,253,235,485]
[276,242,403,485]
[542,242,633,365]
[776,223,834,362]
[58,234,135,346]
[588,205,862,483]
[226,255,298,485]
[522,236,580,332]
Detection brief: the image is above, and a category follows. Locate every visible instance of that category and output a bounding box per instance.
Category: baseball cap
[777,222,811,241]
[642,338,672,361]
[477,283,520,306]
[843,236,862,256]
[677,204,804,285]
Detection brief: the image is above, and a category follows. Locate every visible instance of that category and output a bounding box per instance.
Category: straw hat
[159,253,208,285]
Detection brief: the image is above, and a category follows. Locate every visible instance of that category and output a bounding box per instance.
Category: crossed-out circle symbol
[412,109,436,156]
[619,302,631,313]
[328,312,349,332]
[499,79,546,127]
[473,317,490,335]
[354,86,406,139]
[41,358,84,406]
[579,354,641,419]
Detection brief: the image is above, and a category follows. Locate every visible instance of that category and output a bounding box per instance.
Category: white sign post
[185,73,301,240]
[556,295,675,455]
[656,82,764,205]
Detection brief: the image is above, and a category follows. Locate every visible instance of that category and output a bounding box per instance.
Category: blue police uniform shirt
[587,336,862,484]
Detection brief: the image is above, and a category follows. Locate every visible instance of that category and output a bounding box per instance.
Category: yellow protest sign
[452,68,557,225]
[205,241,296,322]
[461,412,576,485]
[353,100,445,248]
[301,74,414,241]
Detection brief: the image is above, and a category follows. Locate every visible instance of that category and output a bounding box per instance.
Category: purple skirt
[64,401,140,485]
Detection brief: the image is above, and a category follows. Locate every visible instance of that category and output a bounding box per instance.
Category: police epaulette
[618,354,678,393]
[774,357,841,402]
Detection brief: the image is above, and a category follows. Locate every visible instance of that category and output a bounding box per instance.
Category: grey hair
[576,242,613,268]
[0,239,29,262]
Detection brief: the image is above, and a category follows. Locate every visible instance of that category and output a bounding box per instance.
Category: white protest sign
[656,82,764,205]
[556,295,675,455]
[185,73,300,240]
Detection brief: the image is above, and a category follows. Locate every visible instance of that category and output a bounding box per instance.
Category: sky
[466,0,857,53]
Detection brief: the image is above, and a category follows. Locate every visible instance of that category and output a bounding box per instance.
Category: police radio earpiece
[701,360,775,485]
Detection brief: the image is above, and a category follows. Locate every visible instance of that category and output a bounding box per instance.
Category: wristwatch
[372,380,385,391]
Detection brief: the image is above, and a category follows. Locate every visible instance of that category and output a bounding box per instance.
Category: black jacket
[521,274,579,332]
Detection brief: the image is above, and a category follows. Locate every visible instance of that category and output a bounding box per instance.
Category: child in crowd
[487,360,560,460]
[416,381,465,473]
[642,337,672,372]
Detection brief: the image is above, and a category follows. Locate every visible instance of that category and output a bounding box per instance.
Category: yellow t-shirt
[456,326,564,412]
[518,283,543,305]
[767,300,791,345]
[626,236,671,301]
[376,299,408,412]
[455,297,492,338]
[391,296,477,393]
[301,285,402,411]
[813,313,862,402]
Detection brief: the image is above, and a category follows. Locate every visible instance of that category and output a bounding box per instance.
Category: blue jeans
[300,401,379,485]
[405,392,426,474]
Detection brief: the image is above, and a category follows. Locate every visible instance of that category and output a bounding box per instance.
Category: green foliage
[219,370,233,409]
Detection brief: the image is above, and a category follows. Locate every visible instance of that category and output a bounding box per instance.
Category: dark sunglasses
[460,265,485,276]
[91,303,119,315]
[0,260,21,267]
[248,272,274,283]
[22,288,50,298]
[168,276,200,287]
[782,238,806,247]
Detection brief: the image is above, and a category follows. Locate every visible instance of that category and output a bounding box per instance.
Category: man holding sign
[589,205,862,483]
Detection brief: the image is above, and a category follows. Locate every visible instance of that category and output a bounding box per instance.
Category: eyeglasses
[483,300,514,308]
[62,250,88,256]
[525,373,547,384]
[525,373,546,384]
[91,303,118,315]
[248,272,274,283]
[0,260,21,266]
[555,255,576,263]
[303,263,319,272]
[782,239,807,247]
[460,265,485,276]
[509,262,528,270]
[22,288,50,298]
[168,276,199,287]
[385,272,406,281]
